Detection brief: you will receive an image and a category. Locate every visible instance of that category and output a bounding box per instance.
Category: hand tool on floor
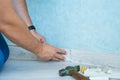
[59,65,89,80]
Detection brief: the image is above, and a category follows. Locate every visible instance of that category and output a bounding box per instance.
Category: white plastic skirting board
[8,45,120,69]
[1,45,120,80]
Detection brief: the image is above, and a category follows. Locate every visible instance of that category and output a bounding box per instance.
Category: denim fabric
[0,49,4,68]
[0,33,9,68]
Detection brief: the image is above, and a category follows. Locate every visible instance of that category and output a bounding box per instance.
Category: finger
[52,58,60,61]
[56,48,66,54]
[55,53,65,61]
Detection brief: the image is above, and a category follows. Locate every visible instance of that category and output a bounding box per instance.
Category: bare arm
[11,0,46,43]
[0,0,66,61]
[11,0,32,26]
[0,0,42,54]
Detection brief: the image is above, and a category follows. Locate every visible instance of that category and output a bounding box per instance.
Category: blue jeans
[0,33,9,68]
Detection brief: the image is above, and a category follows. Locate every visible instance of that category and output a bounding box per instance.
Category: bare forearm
[11,0,32,26]
[1,22,42,54]
[11,0,47,43]
[0,0,41,54]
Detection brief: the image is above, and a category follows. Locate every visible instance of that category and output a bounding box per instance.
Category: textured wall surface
[7,0,120,54]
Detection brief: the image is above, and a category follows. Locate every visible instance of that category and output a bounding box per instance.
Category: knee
[0,51,5,68]
[0,43,9,69]
[0,49,9,68]
[0,33,9,62]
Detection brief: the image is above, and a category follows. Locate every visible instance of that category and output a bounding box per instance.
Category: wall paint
[7,0,120,54]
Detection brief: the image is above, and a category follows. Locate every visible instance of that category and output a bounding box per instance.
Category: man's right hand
[36,43,66,61]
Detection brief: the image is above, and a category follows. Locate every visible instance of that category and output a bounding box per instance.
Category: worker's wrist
[33,43,44,56]
[28,25,36,31]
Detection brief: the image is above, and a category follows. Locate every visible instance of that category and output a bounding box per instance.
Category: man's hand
[30,30,67,61]
[36,43,66,61]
